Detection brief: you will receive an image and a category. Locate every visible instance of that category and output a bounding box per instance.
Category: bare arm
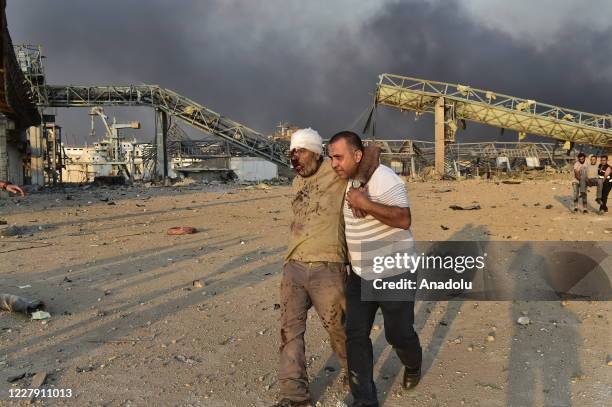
[346,187,411,230]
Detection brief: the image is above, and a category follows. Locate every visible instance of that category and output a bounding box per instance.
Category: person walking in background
[571,153,588,213]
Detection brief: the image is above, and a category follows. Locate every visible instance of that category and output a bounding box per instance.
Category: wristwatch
[351,179,364,189]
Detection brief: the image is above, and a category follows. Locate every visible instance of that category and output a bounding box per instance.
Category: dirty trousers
[279,260,348,402]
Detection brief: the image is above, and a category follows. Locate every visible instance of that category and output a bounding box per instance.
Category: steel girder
[42,84,290,167]
[376,74,612,147]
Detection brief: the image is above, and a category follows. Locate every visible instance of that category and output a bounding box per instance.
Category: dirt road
[1,178,610,406]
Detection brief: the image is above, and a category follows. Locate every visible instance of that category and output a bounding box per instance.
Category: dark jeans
[345,270,422,405]
[600,181,612,211]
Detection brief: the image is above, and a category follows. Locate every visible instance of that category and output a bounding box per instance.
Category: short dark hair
[329,131,364,152]
[577,152,586,158]
[601,155,608,159]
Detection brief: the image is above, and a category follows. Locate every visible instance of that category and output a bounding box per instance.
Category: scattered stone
[607,355,612,366]
[31,311,51,320]
[517,316,531,326]
[7,372,27,383]
[560,300,568,307]
[30,371,47,388]
[192,280,204,289]
[486,333,496,343]
[174,355,197,365]
[449,204,481,210]
[452,336,463,344]
[0,225,23,237]
[570,374,588,383]
[167,226,197,235]
[604,228,612,234]
[545,204,553,209]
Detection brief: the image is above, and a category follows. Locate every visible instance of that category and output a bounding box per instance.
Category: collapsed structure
[373,74,612,176]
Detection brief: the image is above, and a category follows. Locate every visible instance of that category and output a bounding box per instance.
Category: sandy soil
[0,177,610,406]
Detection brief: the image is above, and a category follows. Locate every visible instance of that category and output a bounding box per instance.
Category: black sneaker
[402,366,421,390]
[583,209,588,214]
[350,402,379,407]
[596,198,602,205]
[573,207,579,212]
[271,399,313,407]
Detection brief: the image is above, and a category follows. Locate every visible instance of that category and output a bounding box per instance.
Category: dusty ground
[0,177,610,407]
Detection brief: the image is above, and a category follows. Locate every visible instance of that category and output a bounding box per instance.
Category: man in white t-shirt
[328,131,422,407]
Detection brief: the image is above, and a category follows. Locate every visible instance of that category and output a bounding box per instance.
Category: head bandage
[290,128,323,155]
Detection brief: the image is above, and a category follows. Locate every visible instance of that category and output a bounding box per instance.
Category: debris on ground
[517,316,531,326]
[0,293,44,314]
[7,372,29,383]
[0,225,24,237]
[167,226,198,235]
[502,180,522,185]
[31,310,51,320]
[449,204,481,210]
[440,225,450,230]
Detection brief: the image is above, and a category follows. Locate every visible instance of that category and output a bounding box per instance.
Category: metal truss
[376,74,612,147]
[41,84,290,167]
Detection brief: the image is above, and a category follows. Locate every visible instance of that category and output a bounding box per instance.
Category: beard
[292,154,321,177]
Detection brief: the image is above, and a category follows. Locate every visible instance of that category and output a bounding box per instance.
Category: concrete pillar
[434,97,445,176]
[155,109,168,180]
[28,126,44,186]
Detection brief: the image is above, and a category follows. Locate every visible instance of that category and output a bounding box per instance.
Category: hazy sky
[7,0,612,144]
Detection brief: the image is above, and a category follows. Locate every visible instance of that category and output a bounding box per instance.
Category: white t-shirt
[344,165,415,279]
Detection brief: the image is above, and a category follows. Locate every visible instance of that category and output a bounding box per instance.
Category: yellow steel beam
[376,74,612,147]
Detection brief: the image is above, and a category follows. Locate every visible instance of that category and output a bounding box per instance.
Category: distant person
[585,155,602,205]
[571,153,588,213]
[597,155,611,213]
[0,180,25,197]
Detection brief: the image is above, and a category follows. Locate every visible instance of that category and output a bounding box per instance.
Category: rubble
[167,226,197,235]
[449,204,481,210]
[517,316,531,326]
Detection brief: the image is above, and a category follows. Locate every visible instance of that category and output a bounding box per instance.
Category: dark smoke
[6,0,611,144]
